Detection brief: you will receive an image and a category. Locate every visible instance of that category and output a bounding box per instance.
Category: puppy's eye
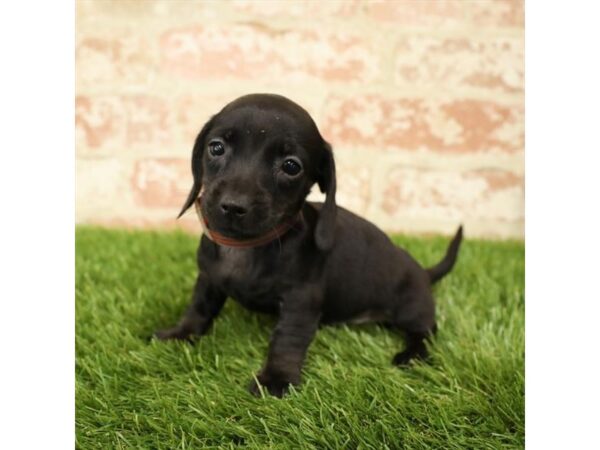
[208,141,225,157]
[282,158,302,176]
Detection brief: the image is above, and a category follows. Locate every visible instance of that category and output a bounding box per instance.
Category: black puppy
[155,93,463,397]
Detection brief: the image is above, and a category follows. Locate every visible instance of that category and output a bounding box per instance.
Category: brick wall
[76,0,524,239]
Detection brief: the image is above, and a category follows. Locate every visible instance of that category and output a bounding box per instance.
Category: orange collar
[194,198,303,248]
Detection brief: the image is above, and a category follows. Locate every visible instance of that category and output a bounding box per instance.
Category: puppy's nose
[220,199,248,217]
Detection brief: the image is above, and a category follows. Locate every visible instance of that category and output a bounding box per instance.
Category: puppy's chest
[210,248,281,308]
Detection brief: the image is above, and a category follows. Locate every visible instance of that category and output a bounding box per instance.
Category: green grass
[76,226,524,449]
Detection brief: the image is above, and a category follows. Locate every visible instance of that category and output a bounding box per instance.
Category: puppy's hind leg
[390,291,437,367]
[392,328,435,366]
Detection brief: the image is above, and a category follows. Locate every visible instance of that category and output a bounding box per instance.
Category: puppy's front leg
[250,292,321,397]
[154,273,225,342]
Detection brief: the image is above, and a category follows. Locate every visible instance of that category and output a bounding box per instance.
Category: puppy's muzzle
[195,197,303,248]
[219,196,249,218]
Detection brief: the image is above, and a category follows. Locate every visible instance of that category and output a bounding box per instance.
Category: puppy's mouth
[195,197,282,240]
[209,219,266,239]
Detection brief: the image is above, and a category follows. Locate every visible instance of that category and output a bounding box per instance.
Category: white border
[0,2,74,448]
[526,1,600,448]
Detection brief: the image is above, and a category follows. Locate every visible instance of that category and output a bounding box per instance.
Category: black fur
[154,94,463,397]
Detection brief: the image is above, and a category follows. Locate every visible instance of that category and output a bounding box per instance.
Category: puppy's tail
[427,225,463,285]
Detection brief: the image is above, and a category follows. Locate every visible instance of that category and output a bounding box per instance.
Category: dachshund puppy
[155,93,463,397]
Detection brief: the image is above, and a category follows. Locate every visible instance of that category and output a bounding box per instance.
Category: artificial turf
[75,226,524,449]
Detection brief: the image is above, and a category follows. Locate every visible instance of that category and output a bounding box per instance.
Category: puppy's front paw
[248,372,296,398]
[153,326,196,343]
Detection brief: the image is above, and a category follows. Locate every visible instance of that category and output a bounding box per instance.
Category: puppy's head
[179,94,336,250]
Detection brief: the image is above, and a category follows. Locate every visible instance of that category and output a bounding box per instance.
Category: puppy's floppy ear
[314,142,337,251]
[177,118,214,218]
